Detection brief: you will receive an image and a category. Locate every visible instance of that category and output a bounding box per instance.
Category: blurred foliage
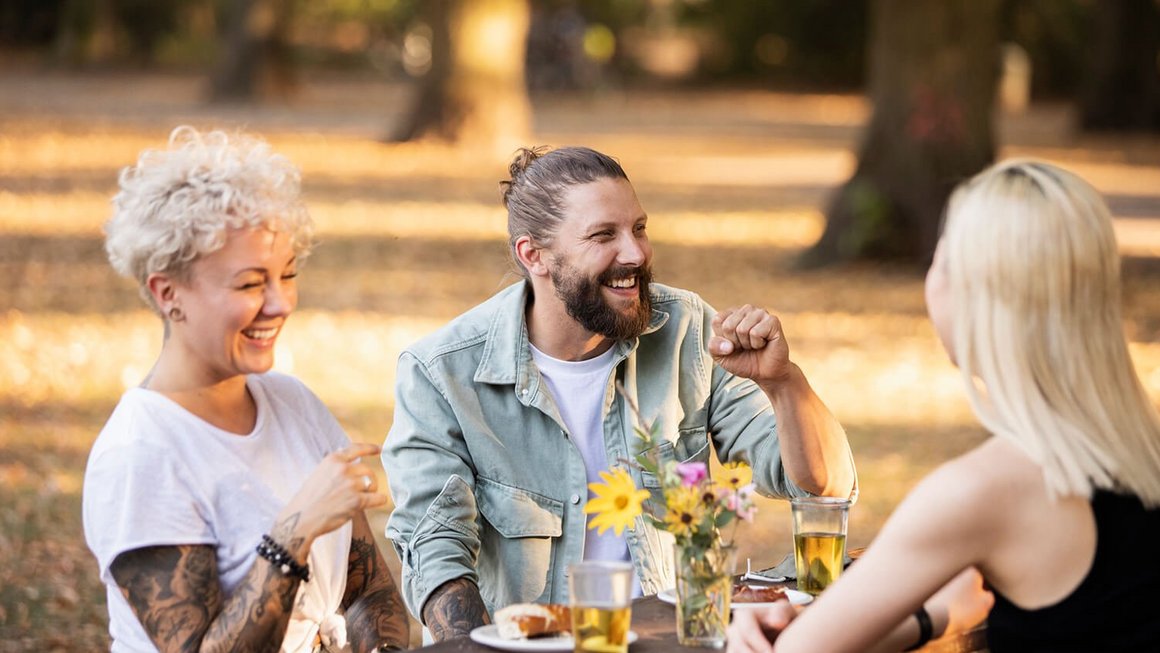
[0,0,1133,99]
[0,0,63,47]
[674,0,869,88]
[1003,0,1091,98]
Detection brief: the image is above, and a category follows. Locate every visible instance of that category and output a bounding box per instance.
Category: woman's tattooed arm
[110,516,307,653]
[341,513,410,651]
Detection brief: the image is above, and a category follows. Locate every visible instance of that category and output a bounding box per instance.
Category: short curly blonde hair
[105,126,315,313]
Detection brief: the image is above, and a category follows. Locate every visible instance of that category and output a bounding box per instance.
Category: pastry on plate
[494,603,572,639]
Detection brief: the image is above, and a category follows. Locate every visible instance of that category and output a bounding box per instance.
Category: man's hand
[710,305,792,386]
[422,577,490,641]
[726,601,798,653]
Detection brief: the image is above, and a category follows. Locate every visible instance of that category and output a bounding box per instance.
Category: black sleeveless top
[987,490,1160,652]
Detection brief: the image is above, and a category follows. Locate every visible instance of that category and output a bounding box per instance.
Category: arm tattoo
[422,577,490,642]
[111,512,308,653]
[111,545,221,653]
[342,534,377,606]
[343,515,410,652]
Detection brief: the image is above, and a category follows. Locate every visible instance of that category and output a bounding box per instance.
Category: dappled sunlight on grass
[628,151,854,189]
[0,189,824,249]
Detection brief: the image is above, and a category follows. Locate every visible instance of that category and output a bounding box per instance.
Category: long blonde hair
[942,159,1160,505]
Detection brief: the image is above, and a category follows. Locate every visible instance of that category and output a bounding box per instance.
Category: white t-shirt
[83,372,352,653]
[531,344,641,595]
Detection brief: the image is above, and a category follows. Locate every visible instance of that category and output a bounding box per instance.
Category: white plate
[656,587,813,609]
[469,625,639,651]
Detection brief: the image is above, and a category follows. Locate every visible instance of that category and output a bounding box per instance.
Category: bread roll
[494,603,572,639]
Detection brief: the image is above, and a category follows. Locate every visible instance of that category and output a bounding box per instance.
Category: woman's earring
[167,306,185,322]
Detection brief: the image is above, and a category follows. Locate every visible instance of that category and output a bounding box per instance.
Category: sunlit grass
[0,190,825,247]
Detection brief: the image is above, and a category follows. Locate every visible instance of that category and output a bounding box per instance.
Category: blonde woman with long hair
[727,159,1160,652]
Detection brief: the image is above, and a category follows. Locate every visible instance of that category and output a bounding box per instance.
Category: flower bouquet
[584,385,757,649]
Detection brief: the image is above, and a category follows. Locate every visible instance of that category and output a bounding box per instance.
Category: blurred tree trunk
[803,0,1001,268]
[1079,0,1159,132]
[89,0,120,64]
[209,0,296,102]
[389,0,532,152]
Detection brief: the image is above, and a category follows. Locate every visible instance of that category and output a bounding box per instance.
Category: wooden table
[414,593,988,652]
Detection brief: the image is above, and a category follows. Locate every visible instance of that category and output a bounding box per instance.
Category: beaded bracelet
[256,534,311,582]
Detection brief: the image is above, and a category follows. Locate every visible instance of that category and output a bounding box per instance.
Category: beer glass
[568,561,633,653]
[791,496,850,595]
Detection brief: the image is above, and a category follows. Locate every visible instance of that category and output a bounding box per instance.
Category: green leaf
[681,593,709,612]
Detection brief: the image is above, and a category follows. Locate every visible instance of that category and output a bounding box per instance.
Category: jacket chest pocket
[475,477,564,610]
[638,427,711,488]
[638,427,711,530]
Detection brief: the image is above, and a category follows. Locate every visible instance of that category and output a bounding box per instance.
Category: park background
[2,0,1159,649]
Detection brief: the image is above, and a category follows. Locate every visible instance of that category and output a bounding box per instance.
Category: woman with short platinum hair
[83,126,409,653]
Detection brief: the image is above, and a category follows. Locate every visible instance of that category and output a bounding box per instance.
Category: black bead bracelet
[256,534,311,582]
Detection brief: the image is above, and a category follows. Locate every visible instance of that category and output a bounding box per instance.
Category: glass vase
[673,542,736,648]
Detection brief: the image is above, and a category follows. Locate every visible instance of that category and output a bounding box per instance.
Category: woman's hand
[929,567,994,639]
[726,601,799,653]
[277,442,389,550]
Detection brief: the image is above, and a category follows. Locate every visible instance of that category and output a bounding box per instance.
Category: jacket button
[570,494,581,505]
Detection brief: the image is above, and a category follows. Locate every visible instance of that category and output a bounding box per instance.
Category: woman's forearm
[197,515,312,653]
[343,527,410,651]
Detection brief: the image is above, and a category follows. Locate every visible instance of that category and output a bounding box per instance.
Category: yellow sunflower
[662,485,707,538]
[719,461,753,491]
[585,469,651,536]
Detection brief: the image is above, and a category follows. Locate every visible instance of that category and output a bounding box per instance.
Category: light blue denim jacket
[382,282,822,623]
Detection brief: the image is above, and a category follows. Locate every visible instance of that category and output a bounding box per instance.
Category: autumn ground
[2,69,1160,651]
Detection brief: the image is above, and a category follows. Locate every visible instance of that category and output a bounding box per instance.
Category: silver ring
[362,475,372,491]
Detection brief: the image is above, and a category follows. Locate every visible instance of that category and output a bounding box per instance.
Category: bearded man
[381,146,857,642]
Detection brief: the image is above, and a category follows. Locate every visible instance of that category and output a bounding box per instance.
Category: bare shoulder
[880,438,1040,555]
[917,438,1038,507]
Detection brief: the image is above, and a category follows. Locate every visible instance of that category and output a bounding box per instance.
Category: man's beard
[548,261,653,340]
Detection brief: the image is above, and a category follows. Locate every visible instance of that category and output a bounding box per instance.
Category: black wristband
[903,605,933,651]
[256,534,311,582]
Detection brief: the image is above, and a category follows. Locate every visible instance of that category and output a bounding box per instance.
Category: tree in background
[388,0,532,151]
[804,0,1001,267]
[209,0,296,102]
[1079,0,1159,132]
[50,0,186,67]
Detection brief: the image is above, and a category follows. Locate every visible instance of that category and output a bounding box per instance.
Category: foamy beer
[791,496,850,595]
[568,561,633,653]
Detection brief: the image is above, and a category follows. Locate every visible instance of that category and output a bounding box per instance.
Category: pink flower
[737,504,758,522]
[736,483,757,522]
[675,462,708,487]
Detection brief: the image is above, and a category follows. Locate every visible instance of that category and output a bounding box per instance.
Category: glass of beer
[568,561,633,653]
[791,496,850,595]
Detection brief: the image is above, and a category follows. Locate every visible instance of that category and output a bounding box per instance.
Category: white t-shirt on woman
[83,372,352,653]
